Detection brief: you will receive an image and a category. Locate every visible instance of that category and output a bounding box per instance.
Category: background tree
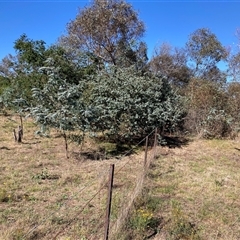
[227,28,240,82]
[183,78,232,138]
[149,42,192,88]
[115,40,148,70]
[14,33,46,72]
[186,28,228,83]
[0,34,93,110]
[43,45,92,84]
[59,0,145,67]
[228,52,240,82]
[225,81,240,137]
[0,35,49,108]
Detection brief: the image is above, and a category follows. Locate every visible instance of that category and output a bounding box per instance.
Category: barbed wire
[63,131,158,238]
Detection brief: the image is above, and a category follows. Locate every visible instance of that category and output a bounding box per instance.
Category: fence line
[22,162,110,239]
[21,128,159,239]
[114,128,156,176]
[110,130,158,238]
[52,181,108,240]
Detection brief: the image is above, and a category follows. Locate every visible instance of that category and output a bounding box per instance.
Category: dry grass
[148,137,240,240]
[1,113,240,240]
[0,114,146,240]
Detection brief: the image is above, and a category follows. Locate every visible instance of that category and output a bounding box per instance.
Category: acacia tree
[14,34,46,72]
[0,35,50,108]
[186,28,228,83]
[60,0,146,67]
[0,34,94,116]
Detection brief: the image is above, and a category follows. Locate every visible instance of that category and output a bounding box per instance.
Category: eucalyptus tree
[29,61,184,146]
[30,59,90,157]
[149,42,192,88]
[87,66,184,143]
[227,29,240,82]
[59,0,146,68]
[186,28,228,83]
[225,29,240,136]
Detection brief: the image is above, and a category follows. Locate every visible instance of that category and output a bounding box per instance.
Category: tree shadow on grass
[72,144,136,161]
[21,141,41,145]
[72,135,190,161]
[162,135,190,148]
[0,146,11,150]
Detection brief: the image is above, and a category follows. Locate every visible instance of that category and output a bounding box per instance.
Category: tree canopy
[0,0,240,141]
[186,28,228,82]
[60,0,145,67]
[149,43,192,87]
[88,66,184,142]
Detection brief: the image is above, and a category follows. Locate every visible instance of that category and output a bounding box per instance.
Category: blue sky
[1,0,240,61]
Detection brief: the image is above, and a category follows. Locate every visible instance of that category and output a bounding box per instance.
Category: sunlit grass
[137,138,240,239]
[1,113,240,239]
[0,114,147,239]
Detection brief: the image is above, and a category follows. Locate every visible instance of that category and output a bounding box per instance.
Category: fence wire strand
[22,162,109,239]
[22,128,158,239]
[52,181,108,239]
[114,128,156,175]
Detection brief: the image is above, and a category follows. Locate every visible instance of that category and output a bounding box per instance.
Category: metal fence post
[104,164,115,240]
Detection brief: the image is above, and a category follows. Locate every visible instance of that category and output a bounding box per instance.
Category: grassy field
[0,114,148,239]
[141,138,240,240]
[0,114,240,239]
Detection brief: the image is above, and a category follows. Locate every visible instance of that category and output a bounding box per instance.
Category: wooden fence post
[63,132,69,159]
[20,115,23,137]
[144,136,148,166]
[104,164,115,240]
[17,126,23,143]
[153,128,158,159]
[13,126,23,143]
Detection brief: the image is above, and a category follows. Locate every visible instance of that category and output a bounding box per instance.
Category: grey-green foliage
[88,66,184,142]
[30,59,88,134]
[30,62,184,144]
[0,86,29,117]
[201,108,233,138]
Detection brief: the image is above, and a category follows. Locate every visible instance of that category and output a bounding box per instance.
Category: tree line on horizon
[0,0,240,144]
